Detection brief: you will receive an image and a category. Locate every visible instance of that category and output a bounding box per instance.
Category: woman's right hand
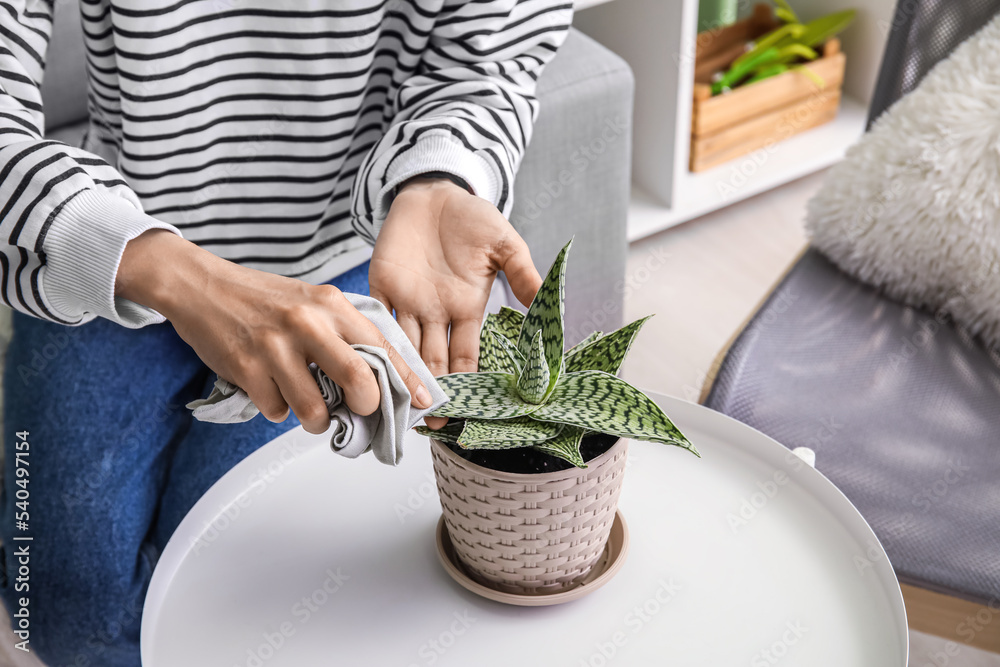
[116,229,432,434]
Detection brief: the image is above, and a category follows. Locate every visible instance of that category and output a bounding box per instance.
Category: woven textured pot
[430,437,628,595]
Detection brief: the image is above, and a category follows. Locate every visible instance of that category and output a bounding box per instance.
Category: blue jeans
[0,261,370,667]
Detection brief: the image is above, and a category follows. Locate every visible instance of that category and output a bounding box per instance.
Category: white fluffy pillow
[806,14,1000,348]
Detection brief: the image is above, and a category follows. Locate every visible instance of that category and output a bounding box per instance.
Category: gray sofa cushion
[41,0,88,132]
[704,249,1000,604]
[510,29,633,342]
[45,119,87,147]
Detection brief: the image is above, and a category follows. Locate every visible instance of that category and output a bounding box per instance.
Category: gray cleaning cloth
[185,294,449,466]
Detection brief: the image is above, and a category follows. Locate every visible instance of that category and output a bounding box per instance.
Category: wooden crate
[690,3,847,172]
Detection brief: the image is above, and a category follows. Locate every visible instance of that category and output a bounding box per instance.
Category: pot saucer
[434,510,629,607]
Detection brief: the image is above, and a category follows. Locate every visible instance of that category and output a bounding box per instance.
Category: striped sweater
[0,0,571,327]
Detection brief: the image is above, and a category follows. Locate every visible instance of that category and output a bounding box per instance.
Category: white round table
[141,393,909,666]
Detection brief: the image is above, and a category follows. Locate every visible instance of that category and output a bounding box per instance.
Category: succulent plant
[416,239,699,468]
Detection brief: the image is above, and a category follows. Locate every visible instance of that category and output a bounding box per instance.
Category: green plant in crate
[416,239,699,468]
[711,0,856,95]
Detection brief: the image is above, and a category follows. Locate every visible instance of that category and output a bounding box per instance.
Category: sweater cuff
[373,132,500,235]
[41,190,182,328]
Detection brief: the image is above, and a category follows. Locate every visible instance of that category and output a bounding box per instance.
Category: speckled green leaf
[516,330,550,404]
[493,306,525,341]
[456,437,541,450]
[415,420,465,444]
[565,316,651,375]
[532,426,588,468]
[566,331,603,357]
[532,371,698,454]
[429,372,537,420]
[479,326,522,374]
[458,416,563,447]
[517,239,570,394]
[478,325,503,372]
[493,331,523,371]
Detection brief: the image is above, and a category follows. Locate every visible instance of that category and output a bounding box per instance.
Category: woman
[0,0,570,663]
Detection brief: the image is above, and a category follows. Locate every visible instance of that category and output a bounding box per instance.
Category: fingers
[423,415,449,430]
[370,286,393,317]
[339,310,433,409]
[243,376,290,423]
[397,312,422,354]
[271,359,331,435]
[497,235,542,308]
[309,335,382,416]
[421,321,450,378]
[449,317,481,374]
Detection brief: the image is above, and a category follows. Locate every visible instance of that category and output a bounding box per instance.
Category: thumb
[369,286,393,316]
[498,236,542,308]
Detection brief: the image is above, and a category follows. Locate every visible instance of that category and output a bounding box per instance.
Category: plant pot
[689,2,847,172]
[430,436,628,596]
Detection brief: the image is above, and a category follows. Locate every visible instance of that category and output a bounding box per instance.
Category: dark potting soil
[444,430,619,474]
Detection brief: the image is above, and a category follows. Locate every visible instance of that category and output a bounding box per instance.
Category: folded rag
[185,294,449,466]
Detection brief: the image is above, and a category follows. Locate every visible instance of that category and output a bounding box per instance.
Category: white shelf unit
[574,0,897,241]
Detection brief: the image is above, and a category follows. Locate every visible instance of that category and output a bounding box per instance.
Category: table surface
[142,393,909,666]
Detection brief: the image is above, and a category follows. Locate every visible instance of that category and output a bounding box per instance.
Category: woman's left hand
[370,176,542,428]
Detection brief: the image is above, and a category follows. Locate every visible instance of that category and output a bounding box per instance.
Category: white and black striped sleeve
[0,0,179,327]
[350,0,572,242]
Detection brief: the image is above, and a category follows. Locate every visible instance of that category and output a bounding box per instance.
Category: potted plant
[690,1,856,172]
[417,239,699,597]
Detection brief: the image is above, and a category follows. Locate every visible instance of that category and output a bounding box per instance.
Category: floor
[2,172,997,666]
[618,174,813,402]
